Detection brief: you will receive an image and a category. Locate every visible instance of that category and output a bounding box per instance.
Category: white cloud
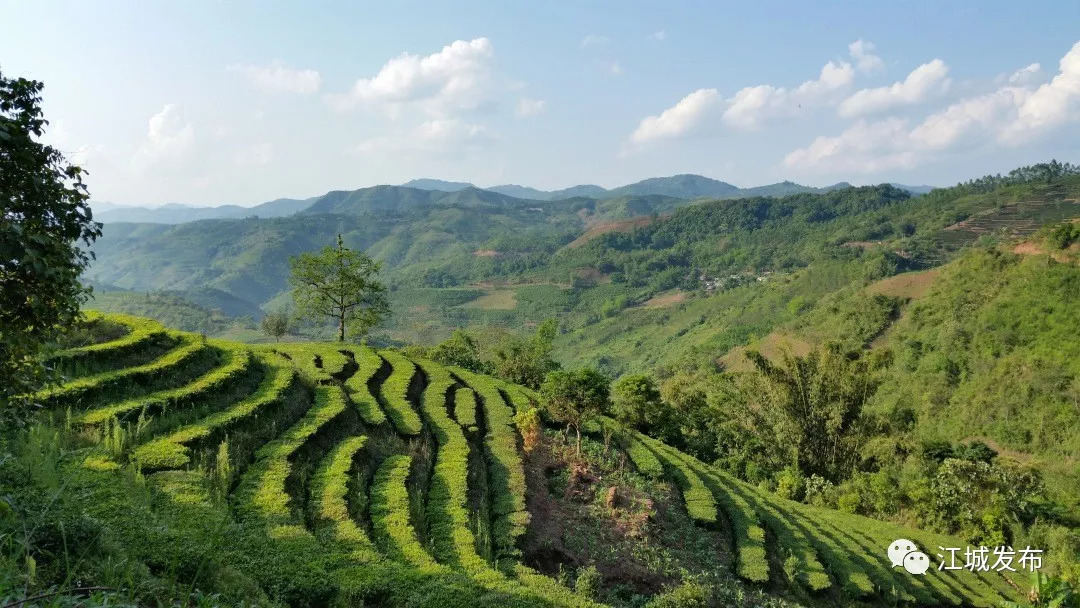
[723,60,854,129]
[785,40,1080,174]
[515,97,547,117]
[580,34,610,48]
[909,87,1028,149]
[1003,63,1042,86]
[838,59,950,117]
[848,39,884,72]
[604,60,624,76]
[1004,42,1080,140]
[629,88,720,145]
[228,61,321,94]
[648,30,666,42]
[783,118,918,173]
[328,38,495,116]
[132,104,195,168]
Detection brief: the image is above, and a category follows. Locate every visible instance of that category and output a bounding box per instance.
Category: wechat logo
[889,539,931,575]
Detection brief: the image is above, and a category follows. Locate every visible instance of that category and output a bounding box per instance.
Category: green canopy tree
[493,318,559,389]
[611,373,668,433]
[1,70,100,419]
[540,367,610,455]
[724,344,890,482]
[289,234,389,342]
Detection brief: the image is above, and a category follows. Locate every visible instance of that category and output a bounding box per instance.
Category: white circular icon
[888,538,917,568]
[904,551,931,575]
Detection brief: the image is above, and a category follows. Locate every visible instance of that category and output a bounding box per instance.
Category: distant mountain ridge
[91,175,937,223]
[93,197,318,223]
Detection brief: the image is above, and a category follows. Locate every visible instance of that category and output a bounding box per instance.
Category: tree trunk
[338,312,345,342]
[576,425,582,456]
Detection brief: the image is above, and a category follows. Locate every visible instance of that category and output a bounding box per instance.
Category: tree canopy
[540,367,610,454]
[289,234,389,342]
[1,70,100,419]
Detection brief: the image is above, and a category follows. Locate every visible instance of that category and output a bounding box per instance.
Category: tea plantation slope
[621,423,1019,607]
[33,311,1021,607]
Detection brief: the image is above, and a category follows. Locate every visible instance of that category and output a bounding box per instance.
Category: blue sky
[3,0,1079,206]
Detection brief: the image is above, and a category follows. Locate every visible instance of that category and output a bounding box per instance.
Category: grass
[461,288,518,310]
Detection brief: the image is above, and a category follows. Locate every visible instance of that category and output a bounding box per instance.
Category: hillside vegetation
[1,313,1024,607]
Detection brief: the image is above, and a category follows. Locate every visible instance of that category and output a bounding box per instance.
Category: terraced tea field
[37,312,1023,606]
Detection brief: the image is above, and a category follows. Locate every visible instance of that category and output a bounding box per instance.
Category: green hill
[5,312,1025,606]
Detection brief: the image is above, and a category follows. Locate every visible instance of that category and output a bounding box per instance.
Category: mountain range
[91,174,936,224]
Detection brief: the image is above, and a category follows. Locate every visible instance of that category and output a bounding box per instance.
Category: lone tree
[1,70,101,419]
[289,234,389,342]
[540,367,610,455]
[260,311,290,342]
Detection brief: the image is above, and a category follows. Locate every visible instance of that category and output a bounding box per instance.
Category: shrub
[343,347,387,425]
[377,350,423,436]
[369,454,438,568]
[134,352,295,471]
[80,342,253,426]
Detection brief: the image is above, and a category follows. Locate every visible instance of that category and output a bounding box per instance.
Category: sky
[3,0,1080,207]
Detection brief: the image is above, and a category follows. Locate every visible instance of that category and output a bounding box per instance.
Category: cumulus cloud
[515,97,547,117]
[132,104,195,168]
[648,30,666,42]
[838,59,950,117]
[785,40,1080,174]
[1004,42,1080,140]
[629,88,720,145]
[848,39,884,72]
[228,61,321,94]
[328,38,495,116]
[999,63,1043,86]
[783,118,919,173]
[722,60,854,129]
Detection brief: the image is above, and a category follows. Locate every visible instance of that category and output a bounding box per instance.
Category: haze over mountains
[91,174,936,224]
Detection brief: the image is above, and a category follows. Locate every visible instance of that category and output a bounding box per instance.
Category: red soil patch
[564,216,658,250]
[718,333,814,372]
[865,268,942,300]
[474,249,499,257]
[640,290,686,308]
[1012,240,1078,263]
